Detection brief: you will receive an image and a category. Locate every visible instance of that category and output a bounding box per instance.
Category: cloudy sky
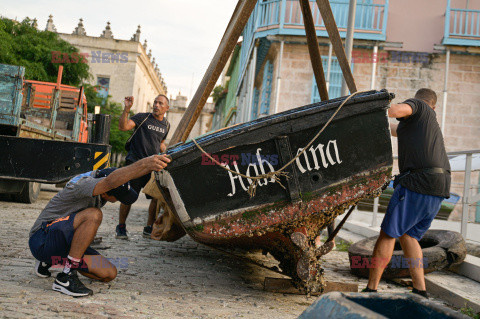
[2,0,238,101]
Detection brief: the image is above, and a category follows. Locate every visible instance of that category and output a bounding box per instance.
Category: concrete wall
[386,0,480,53]
[270,43,480,153]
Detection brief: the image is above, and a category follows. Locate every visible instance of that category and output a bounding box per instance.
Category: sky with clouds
[2,0,238,101]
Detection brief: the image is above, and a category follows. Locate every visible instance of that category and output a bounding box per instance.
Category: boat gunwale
[164,90,392,168]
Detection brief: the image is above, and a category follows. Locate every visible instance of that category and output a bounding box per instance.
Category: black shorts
[29,212,99,272]
[125,160,153,200]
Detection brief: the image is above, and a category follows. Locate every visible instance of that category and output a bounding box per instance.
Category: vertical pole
[326,43,333,92]
[300,0,329,101]
[341,0,357,96]
[370,44,378,89]
[461,153,472,238]
[441,49,450,134]
[372,197,379,227]
[476,173,480,223]
[274,40,284,114]
[50,65,63,132]
[315,0,357,93]
[370,44,379,227]
[246,41,258,122]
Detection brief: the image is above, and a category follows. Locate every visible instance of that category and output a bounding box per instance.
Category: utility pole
[341,0,356,96]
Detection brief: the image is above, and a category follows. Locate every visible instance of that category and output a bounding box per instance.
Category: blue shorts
[29,212,99,272]
[381,184,443,240]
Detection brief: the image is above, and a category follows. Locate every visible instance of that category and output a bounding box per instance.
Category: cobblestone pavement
[0,187,442,318]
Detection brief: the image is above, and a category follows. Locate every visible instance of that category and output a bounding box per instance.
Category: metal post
[441,49,450,134]
[246,41,258,122]
[370,43,379,227]
[461,153,472,238]
[341,0,356,96]
[477,174,480,223]
[274,40,284,114]
[370,44,378,89]
[326,43,333,92]
[371,197,379,227]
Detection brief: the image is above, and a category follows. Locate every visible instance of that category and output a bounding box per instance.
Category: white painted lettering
[225,163,249,197]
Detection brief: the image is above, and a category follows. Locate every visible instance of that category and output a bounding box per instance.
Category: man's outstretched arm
[388,103,412,119]
[92,155,170,196]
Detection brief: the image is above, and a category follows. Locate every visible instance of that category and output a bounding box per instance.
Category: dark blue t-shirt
[396,99,451,198]
[126,112,169,162]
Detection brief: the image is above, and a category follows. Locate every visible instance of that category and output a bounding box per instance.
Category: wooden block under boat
[264,277,358,295]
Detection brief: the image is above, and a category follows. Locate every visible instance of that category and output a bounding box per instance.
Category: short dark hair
[156,94,170,105]
[414,88,437,107]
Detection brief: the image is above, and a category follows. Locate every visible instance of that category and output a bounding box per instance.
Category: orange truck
[0,63,111,203]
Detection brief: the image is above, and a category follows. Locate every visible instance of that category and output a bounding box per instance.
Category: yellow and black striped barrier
[94,151,110,170]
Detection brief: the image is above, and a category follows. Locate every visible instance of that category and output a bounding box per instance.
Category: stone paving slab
[0,187,458,318]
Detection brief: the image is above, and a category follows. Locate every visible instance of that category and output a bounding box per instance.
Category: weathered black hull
[157,90,393,291]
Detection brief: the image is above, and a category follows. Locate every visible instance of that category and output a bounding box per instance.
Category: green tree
[0,17,89,85]
[84,84,132,155]
[101,101,132,155]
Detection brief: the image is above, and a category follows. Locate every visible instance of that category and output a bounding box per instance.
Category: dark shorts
[381,184,443,240]
[126,159,153,200]
[29,212,99,272]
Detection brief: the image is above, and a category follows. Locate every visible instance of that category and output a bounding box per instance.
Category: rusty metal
[316,204,357,257]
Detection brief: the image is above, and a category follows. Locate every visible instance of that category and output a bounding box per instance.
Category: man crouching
[28,154,170,297]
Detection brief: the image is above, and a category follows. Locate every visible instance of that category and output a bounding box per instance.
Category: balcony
[254,0,388,40]
[238,0,388,87]
[443,0,480,46]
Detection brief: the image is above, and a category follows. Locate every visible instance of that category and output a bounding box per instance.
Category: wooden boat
[156,89,393,292]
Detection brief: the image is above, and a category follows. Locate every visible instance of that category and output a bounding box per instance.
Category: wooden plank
[315,0,357,93]
[60,90,80,98]
[169,0,258,144]
[300,0,329,101]
[264,277,358,295]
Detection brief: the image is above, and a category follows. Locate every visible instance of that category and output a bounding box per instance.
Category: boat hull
[157,90,394,292]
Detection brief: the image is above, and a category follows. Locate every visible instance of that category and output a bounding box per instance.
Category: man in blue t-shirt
[363,88,451,298]
[117,94,170,239]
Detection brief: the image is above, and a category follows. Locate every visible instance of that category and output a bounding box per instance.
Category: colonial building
[45,15,167,113]
[213,0,480,152]
[212,0,480,221]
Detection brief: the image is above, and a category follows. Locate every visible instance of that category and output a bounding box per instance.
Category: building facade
[212,0,480,221]
[213,0,480,152]
[46,16,167,113]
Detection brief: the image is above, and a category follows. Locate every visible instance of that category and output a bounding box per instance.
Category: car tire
[348,230,467,279]
[13,182,41,204]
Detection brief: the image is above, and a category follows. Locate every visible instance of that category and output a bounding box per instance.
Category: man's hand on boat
[124,96,134,111]
[140,154,171,172]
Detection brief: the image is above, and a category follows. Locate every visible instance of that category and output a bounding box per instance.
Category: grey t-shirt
[29,171,105,237]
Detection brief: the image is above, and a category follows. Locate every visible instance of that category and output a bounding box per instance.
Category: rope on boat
[192,91,368,198]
